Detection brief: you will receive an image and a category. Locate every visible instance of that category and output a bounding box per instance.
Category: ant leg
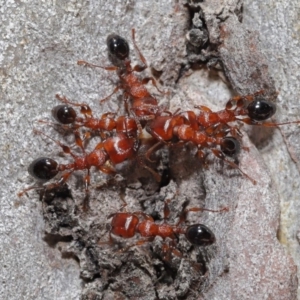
[83,168,91,195]
[137,156,162,182]
[133,65,147,72]
[196,148,210,169]
[119,237,154,253]
[98,232,115,246]
[239,117,300,128]
[162,241,182,261]
[195,105,212,113]
[37,119,71,131]
[184,206,228,214]
[81,169,91,211]
[73,130,86,153]
[33,129,81,160]
[145,141,163,162]
[225,96,246,110]
[226,90,265,110]
[211,148,257,185]
[122,92,131,115]
[162,193,179,221]
[18,185,45,197]
[99,85,121,104]
[176,202,228,226]
[131,28,148,68]
[205,124,228,137]
[77,60,118,71]
[128,108,144,135]
[243,89,265,102]
[228,124,243,138]
[141,77,168,95]
[57,171,73,185]
[18,170,73,198]
[98,164,116,175]
[98,235,153,252]
[163,198,171,220]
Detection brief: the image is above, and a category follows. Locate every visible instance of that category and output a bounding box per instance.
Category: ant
[99,199,226,260]
[48,94,139,138]
[196,90,300,136]
[18,129,137,198]
[78,29,166,121]
[145,112,255,184]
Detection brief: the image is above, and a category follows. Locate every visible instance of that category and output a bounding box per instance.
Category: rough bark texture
[1,0,299,299]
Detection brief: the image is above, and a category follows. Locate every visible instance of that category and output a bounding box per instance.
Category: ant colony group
[18,29,298,260]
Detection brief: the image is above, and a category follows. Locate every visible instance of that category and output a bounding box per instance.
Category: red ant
[195,90,300,135]
[145,112,256,184]
[18,129,137,197]
[99,199,226,259]
[49,94,139,138]
[78,29,166,121]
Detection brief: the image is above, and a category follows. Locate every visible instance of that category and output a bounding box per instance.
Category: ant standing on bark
[49,94,139,139]
[78,29,168,124]
[18,129,137,202]
[195,90,300,135]
[99,198,227,260]
[145,111,255,184]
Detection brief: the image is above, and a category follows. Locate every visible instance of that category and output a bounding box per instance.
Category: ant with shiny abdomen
[145,112,256,184]
[196,90,300,136]
[49,94,139,138]
[18,129,137,198]
[99,199,227,260]
[78,29,167,122]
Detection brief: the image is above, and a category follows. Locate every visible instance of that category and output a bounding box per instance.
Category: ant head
[107,34,129,61]
[185,224,216,246]
[52,105,76,124]
[247,97,276,121]
[28,157,58,181]
[221,137,240,157]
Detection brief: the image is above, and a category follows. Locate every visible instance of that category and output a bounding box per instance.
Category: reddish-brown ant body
[146,112,255,183]
[78,29,165,121]
[194,91,299,134]
[100,200,225,259]
[51,94,139,138]
[18,130,137,197]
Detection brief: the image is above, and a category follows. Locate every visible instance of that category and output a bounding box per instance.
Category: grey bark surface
[1,0,299,299]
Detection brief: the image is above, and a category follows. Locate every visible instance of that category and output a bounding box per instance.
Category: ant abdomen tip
[107,34,129,60]
[247,98,277,121]
[221,137,241,157]
[28,157,58,181]
[185,224,216,246]
[52,105,76,124]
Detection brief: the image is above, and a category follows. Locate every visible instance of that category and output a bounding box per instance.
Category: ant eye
[221,137,240,157]
[28,157,58,181]
[185,224,216,246]
[247,98,276,121]
[52,105,76,124]
[107,34,129,60]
